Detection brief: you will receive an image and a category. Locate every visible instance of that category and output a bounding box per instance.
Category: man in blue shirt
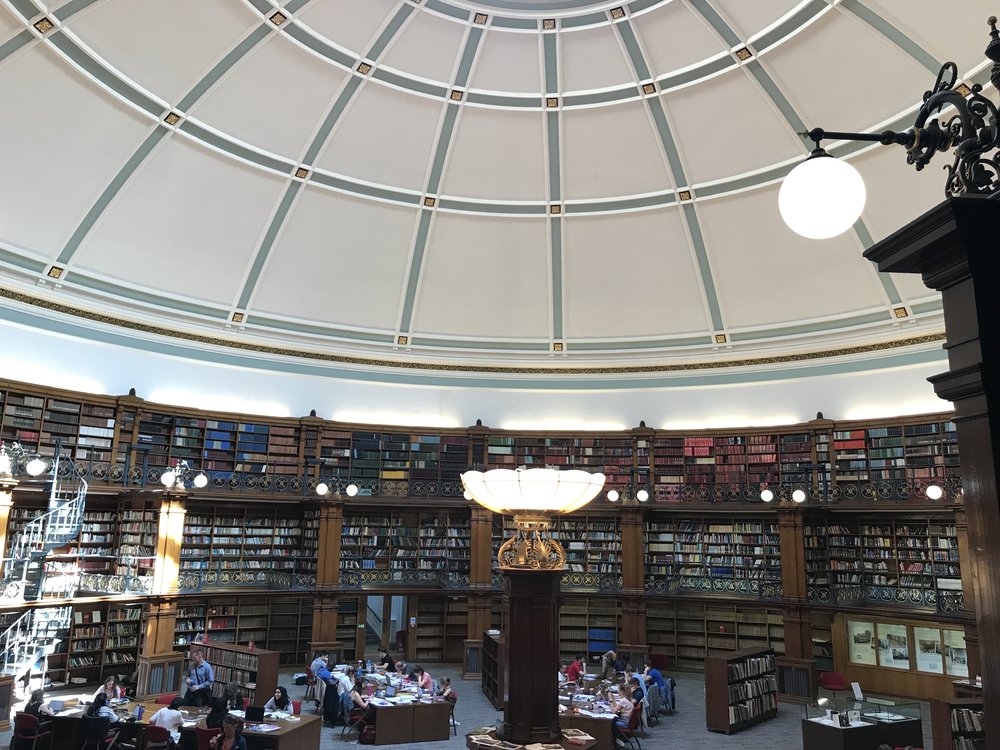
[183,650,214,706]
[643,663,672,714]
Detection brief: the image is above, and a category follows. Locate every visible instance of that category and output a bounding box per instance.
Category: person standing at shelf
[375,647,395,673]
[566,654,585,682]
[183,650,214,707]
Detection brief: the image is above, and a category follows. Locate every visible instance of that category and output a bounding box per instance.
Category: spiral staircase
[0,447,88,684]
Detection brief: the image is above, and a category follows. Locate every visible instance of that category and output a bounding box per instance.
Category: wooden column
[776,502,816,700]
[310,496,344,655]
[864,196,1000,741]
[151,494,186,597]
[501,570,561,745]
[619,509,646,663]
[469,505,494,586]
[0,479,15,579]
[954,507,982,679]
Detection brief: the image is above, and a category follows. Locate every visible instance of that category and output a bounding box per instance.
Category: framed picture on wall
[913,626,943,674]
[877,622,910,670]
[943,629,969,677]
[847,620,876,665]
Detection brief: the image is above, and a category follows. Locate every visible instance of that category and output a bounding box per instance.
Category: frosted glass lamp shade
[461,468,606,515]
[26,457,47,476]
[780,151,866,239]
[160,470,177,487]
[925,484,944,500]
[193,472,209,488]
[760,489,774,503]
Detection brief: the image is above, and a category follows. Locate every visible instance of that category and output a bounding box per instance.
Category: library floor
[0,664,937,750]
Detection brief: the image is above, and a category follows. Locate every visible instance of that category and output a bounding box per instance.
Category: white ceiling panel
[562,100,674,199]
[468,29,541,94]
[760,11,932,132]
[698,186,887,329]
[72,136,286,304]
[65,0,258,106]
[410,214,549,338]
[186,34,349,159]
[440,107,546,200]
[0,3,22,43]
[294,0,398,57]
[665,68,805,184]
[379,9,466,84]
[559,25,633,93]
[252,188,416,330]
[711,0,806,43]
[562,209,709,338]
[632,2,727,79]
[0,45,152,257]
[315,82,445,191]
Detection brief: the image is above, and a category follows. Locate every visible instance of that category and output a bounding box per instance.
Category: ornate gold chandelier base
[497,514,566,570]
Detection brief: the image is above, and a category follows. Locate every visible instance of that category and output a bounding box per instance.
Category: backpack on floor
[358,724,376,745]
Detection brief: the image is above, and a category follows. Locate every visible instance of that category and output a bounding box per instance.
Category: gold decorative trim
[735,47,753,61]
[397,335,409,345]
[543,19,556,30]
[423,196,436,207]
[546,97,559,108]
[894,306,909,318]
[294,167,309,179]
[473,13,488,25]
[678,190,692,201]
[714,334,727,344]
[553,342,564,352]
[550,204,562,215]
[0,287,946,376]
[641,83,656,95]
[164,112,181,126]
[610,7,625,19]
[357,62,372,75]
[231,312,245,324]
[47,266,64,280]
[269,11,287,26]
[450,90,464,101]
[956,82,972,97]
[33,17,53,33]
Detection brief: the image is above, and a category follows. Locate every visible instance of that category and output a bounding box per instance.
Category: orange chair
[194,726,219,750]
[819,671,850,700]
[14,712,52,750]
[140,724,170,750]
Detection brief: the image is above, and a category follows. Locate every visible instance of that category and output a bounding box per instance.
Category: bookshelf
[336,597,361,662]
[193,642,278,707]
[557,597,619,662]
[931,697,985,750]
[44,602,147,688]
[481,631,506,710]
[704,647,777,733]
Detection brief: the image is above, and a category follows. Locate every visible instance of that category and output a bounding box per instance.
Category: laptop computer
[245,706,265,723]
[385,685,396,698]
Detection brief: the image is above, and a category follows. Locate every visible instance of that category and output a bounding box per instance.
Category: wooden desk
[371,700,452,745]
[559,714,614,750]
[46,701,320,750]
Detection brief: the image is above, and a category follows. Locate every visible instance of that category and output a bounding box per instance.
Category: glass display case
[801,700,923,750]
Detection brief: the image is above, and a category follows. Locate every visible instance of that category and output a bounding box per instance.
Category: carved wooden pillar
[151,495,186,597]
[310,497,344,656]
[954,507,981,679]
[776,502,816,700]
[0,477,15,579]
[470,505,494,586]
[864,197,1000,740]
[619,509,646,663]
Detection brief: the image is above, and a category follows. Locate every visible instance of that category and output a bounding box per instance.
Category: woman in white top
[92,675,123,702]
[149,696,185,744]
[263,686,291,713]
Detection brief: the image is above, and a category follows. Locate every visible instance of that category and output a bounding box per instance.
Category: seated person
[566,654,585,682]
[84,694,120,740]
[209,715,247,750]
[375,647,395,673]
[150,696,185,745]
[643,663,671,711]
[413,666,433,692]
[350,677,370,709]
[222,681,243,711]
[92,675,123,702]
[600,651,618,680]
[558,663,568,684]
[264,686,291,713]
[205,697,230,729]
[24,689,54,718]
[438,676,457,703]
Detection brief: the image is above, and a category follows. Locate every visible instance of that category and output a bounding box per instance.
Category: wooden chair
[619,707,642,750]
[303,668,316,703]
[13,712,52,750]
[140,725,170,750]
[194,727,218,750]
[79,716,117,750]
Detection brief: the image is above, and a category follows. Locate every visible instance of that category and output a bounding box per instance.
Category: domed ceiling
[0,0,992,377]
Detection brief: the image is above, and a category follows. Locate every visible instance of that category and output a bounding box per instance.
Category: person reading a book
[183,650,214,707]
[92,675,123,702]
[209,715,246,750]
[414,666,433,692]
[375,647,396,673]
[264,686,291,713]
[150,696,184,745]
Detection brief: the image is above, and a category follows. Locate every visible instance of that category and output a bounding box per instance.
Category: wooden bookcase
[48,602,148,689]
[192,642,278,707]
[704,647,777,733]
[931,697,985,750]
[481,631,506,710]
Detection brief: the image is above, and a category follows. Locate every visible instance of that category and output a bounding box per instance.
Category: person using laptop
[375,648,395,674]
[183,650,214,707]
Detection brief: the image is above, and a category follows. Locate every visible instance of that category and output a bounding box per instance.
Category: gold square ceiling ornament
[47,266,64,279]
[294,167,309,179]
[546,97,559,108]
[550,204,562,215]
[450,90,464,101]
[231,312,245,324]
[956,82,972,97]
[715,334,727,344]
[397,335,409,345]
[269,11,286,26]
[473,13,488,24]
[553,342,564,352]
[33,17,54,33]
[893,306,909,318]
[357,62,372,75]
[678,190,692,201]
[735,47,753,61]
[642,83,656,95]
[543,19,556,30]
[610,7,625,19]
[164,112,181,126]
[423,196,436,207]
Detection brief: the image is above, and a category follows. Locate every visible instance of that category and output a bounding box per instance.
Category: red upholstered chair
[195,726,219,750]
[303,668,316,702]
[819,671,850,700]
[619,707,643,750]
[154,694,176,705]
[14,712,52,750]
[291,700,301,715]
[242,697,250,710]
[140,724,171,750]
[79,716,117,750]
